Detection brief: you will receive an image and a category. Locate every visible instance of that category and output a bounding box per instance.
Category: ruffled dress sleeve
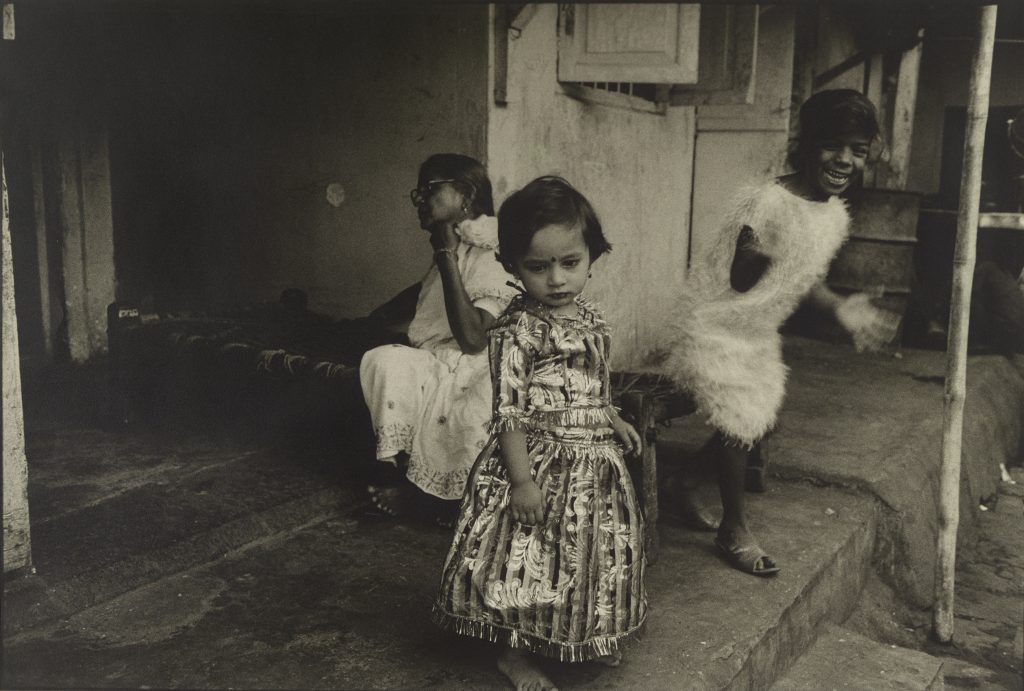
[456,215,521,318]
[723,183,789,259]
[487,303,541,432]
[463,247,520,317]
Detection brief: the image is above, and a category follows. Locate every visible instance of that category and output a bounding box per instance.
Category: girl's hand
[611,414,642,456]
[509,479,545,526]
[835,292,901,352]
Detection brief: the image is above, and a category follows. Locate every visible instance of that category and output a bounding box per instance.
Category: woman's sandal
[714,530,780,577]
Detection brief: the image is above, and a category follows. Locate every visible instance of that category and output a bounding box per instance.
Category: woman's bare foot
[366,484,415,518]
[497,647,558,691]
[430,497,460,529]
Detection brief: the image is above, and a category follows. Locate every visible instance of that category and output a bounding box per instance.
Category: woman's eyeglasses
[410,179,457,206]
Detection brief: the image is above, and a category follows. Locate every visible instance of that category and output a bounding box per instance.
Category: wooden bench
[613,372,697,564]
[108,302,694,563]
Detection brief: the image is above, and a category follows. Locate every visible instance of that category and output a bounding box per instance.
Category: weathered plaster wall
[487,4,695,368]
[107,6,491,319]
[13,4,490,350]
[58,121,117,361]
[907,39,1024,196]
[689,6,796,264]
[813,6,865,93]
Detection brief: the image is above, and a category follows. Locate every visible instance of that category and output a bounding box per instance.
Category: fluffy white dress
[664,182,850,446]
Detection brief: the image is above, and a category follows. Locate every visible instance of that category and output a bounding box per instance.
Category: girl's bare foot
[594,650,622,667]
[497,647,558,691]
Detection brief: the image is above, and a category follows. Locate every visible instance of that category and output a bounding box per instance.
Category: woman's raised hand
[429,221,461,253]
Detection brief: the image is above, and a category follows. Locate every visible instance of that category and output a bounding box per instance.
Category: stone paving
[927,468,1024,690]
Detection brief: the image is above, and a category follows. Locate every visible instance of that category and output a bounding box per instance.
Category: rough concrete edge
[3,486,349,638]
[723,496,879,691]
[770,623,945,690]
[771,356,1024,611]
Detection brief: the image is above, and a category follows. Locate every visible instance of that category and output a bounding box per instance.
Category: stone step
[4,478,880,689]
[770,624,944,691]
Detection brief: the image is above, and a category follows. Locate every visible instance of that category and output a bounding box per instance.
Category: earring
[588,271,593,278]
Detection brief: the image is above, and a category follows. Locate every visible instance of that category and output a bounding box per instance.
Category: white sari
[359,216,520,499]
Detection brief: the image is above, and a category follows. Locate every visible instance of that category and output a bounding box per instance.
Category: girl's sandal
[714,532,780,577]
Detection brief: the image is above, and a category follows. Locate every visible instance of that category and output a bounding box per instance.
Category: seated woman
[359,154,519,523]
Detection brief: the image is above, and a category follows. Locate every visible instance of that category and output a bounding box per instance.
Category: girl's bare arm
[807,281,900,352]
[730,225,771,293]
[499,429,544,525]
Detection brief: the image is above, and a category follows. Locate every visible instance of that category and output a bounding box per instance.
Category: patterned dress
[359,216,520,499]
[433,295,647,662]
[663,181,851,447]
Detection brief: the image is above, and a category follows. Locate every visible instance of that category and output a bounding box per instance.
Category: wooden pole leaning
[932,3,998,644]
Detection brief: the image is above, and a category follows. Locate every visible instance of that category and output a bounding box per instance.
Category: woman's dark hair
[787,89,883,170]
[419,153,495,217]
[497,175,611,272]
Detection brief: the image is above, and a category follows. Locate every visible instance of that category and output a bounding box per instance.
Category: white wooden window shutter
[670,4,758,105]
[557,4,700,84]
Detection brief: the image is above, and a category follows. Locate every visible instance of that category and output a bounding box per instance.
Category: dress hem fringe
[431,604,646,663]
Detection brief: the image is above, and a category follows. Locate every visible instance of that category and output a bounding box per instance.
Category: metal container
[825,189,923,346]
[827,188,922,295]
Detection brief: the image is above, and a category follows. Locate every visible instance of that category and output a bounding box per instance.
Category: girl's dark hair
[787,89,882,170]
[419,153,495,217]
[497,175,611,272]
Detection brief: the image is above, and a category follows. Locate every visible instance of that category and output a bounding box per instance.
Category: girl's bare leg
[715,433,779,575]
[497,647,558,691]
[716,436,748,532]
[662,437,720,531]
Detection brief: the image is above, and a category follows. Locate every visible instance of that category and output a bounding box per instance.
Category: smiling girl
[663,89,899,577]
[434,177,645,690]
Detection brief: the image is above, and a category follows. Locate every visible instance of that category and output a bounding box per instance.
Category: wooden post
[879,33,923,190]
[932,4,998,644]
[2,148,33,573]
[624,391,659,565]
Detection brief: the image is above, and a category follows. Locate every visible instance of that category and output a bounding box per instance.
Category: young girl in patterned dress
[433,176,645,689]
